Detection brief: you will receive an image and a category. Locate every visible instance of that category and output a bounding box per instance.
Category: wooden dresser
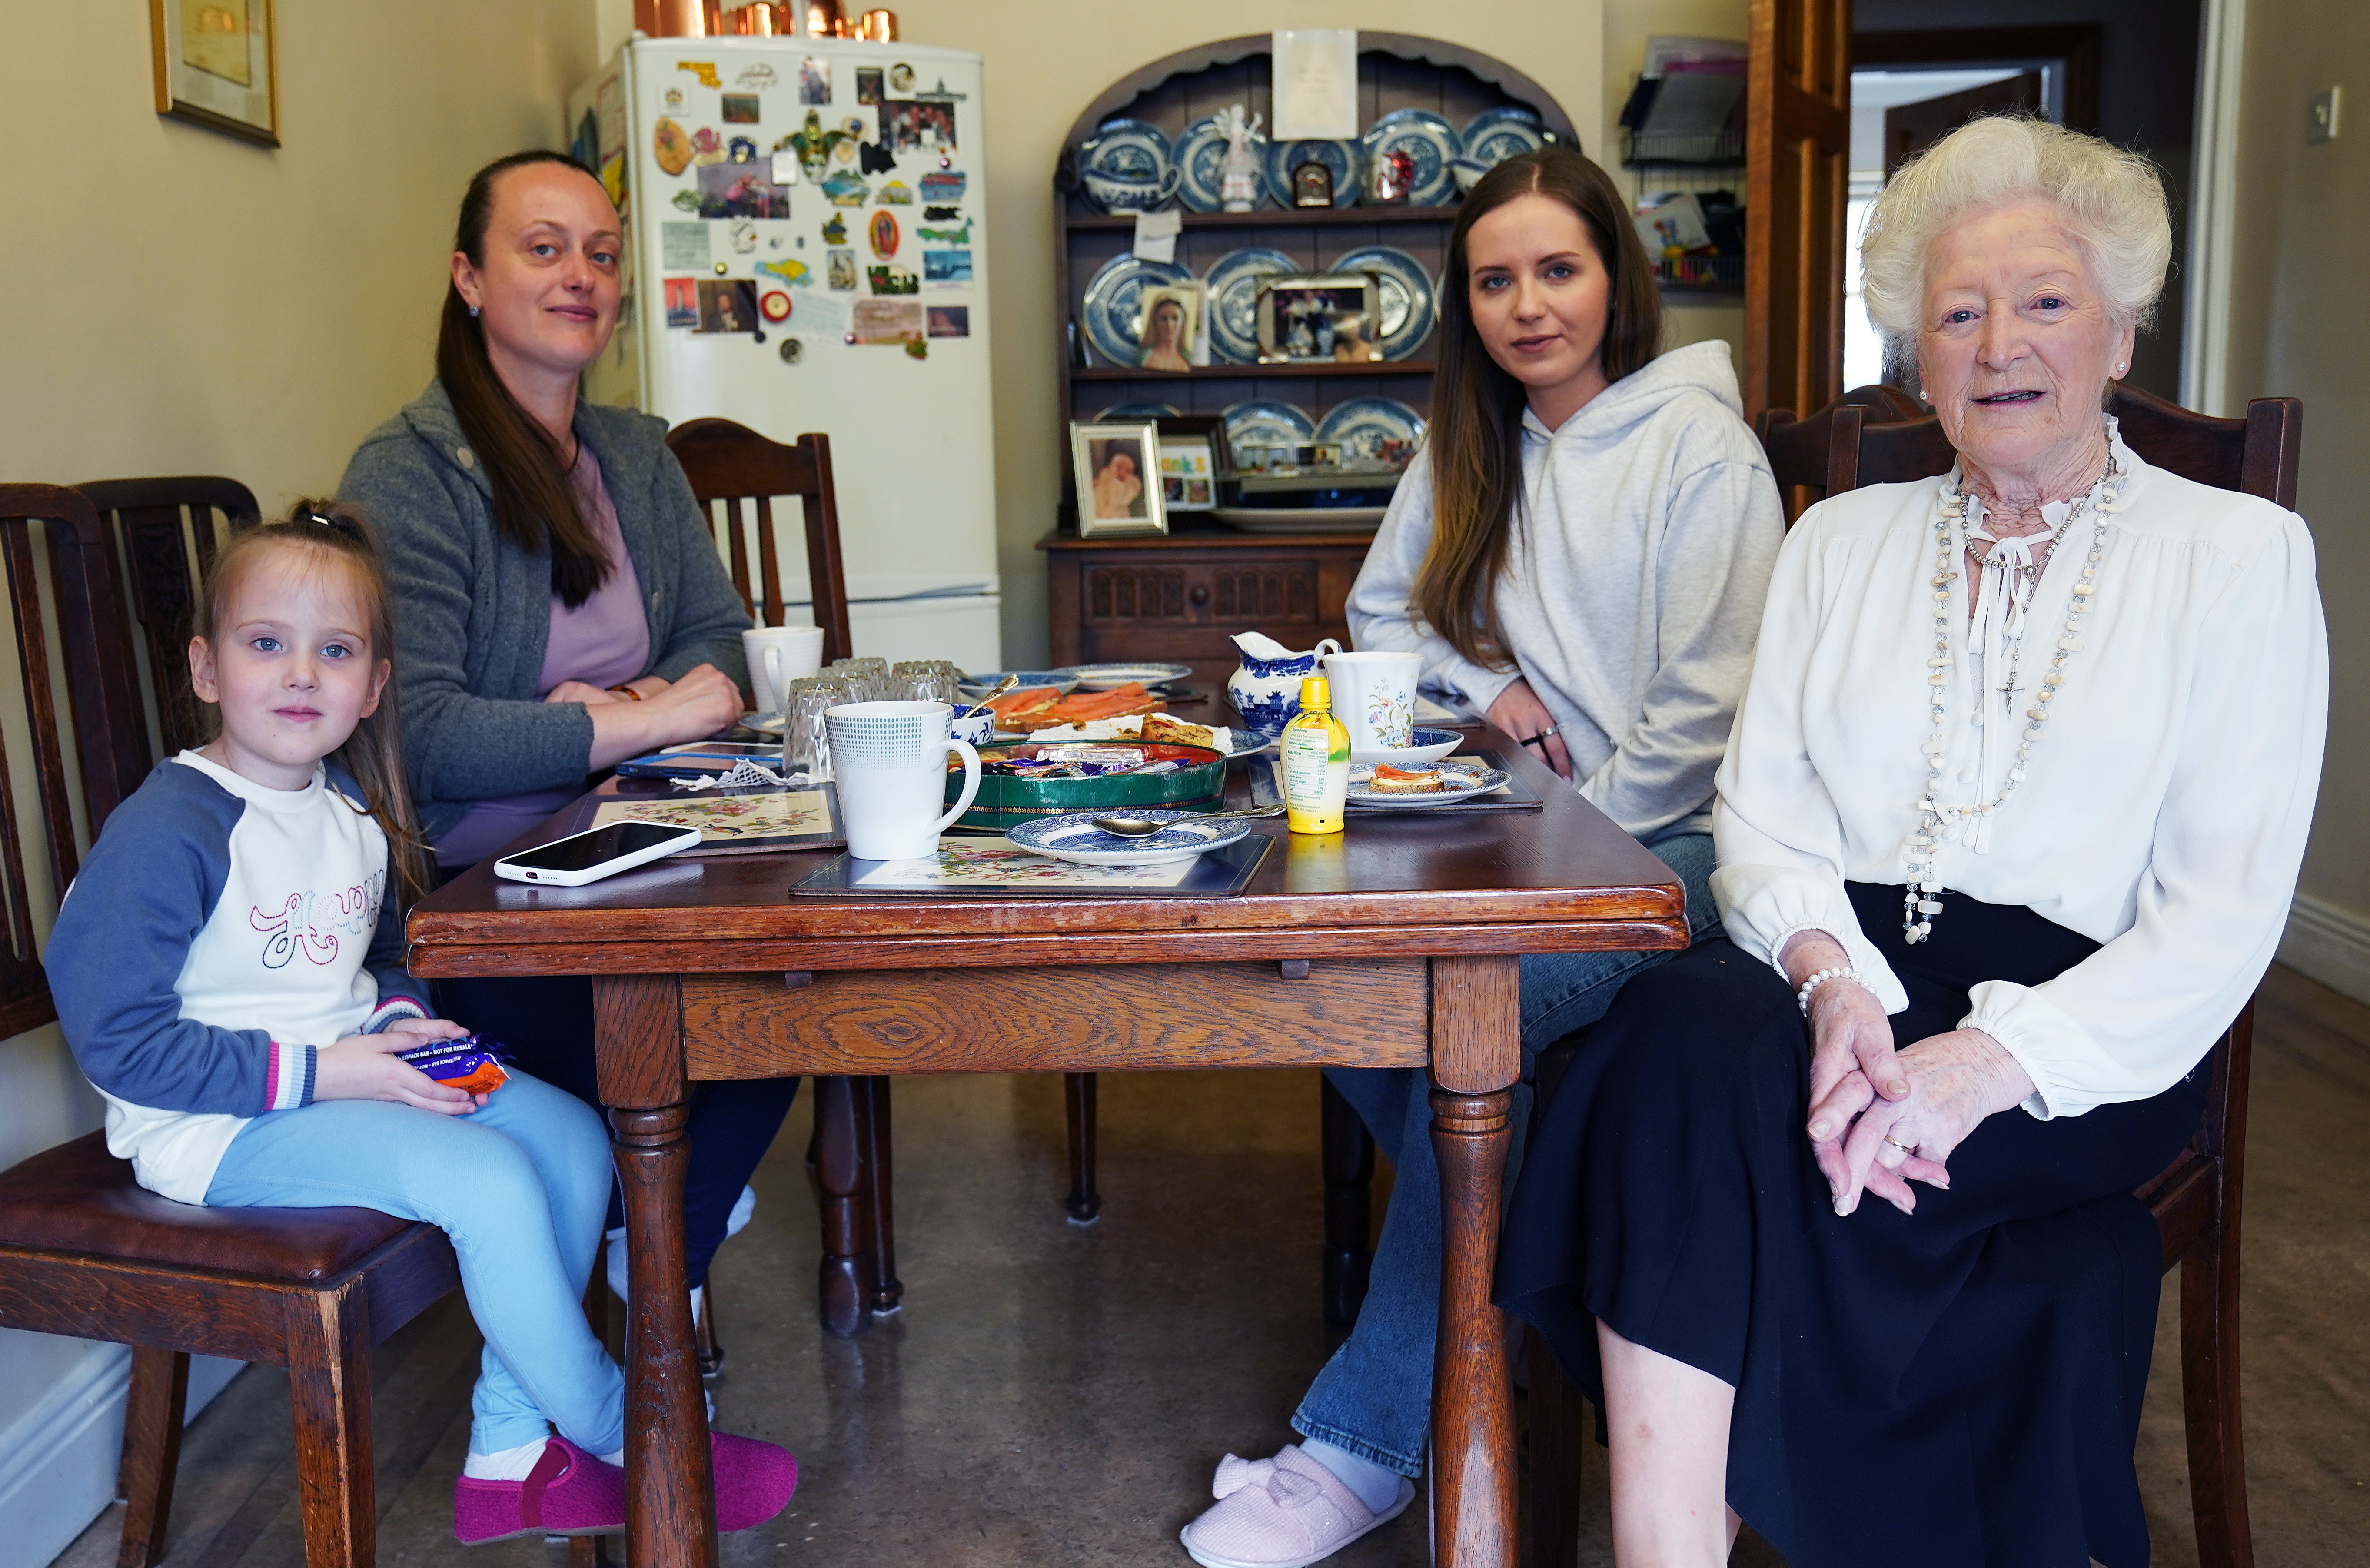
[1039,527,1375,687]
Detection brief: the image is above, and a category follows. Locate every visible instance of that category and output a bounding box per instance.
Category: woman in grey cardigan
[340,150,791,1346]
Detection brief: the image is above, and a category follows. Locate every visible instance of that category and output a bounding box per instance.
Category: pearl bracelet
[1797,966,1866,1016]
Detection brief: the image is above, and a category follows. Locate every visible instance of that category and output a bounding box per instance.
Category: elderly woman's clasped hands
[1782,930,2038,1216]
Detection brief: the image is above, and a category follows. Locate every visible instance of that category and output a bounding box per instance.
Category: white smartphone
[493,821,702,886]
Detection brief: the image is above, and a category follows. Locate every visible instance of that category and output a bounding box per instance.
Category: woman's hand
[579,662,748,770]
[1827,1028,2035,1217]
[1486,678,1572,779]
[313,1018,485,1115]
[545,680,625,706]
[1780,930,1916,1213]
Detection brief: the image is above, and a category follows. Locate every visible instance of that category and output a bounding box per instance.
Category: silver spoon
[1092,805,1286,837]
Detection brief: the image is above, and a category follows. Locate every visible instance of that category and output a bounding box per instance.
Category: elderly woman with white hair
[1497,116,2326,1568]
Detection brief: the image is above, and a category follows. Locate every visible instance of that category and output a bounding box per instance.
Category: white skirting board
[0,1343,243,1568]
[2279,892,2370,1007]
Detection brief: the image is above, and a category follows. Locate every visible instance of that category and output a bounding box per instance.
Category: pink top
[433,448,650,867]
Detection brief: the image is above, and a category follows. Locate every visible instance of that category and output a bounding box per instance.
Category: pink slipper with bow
[452,1438,624,1545]
[1179,1444,1414,1568]
[712,1430,800,1532]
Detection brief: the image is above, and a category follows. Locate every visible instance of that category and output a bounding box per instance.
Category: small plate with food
[1052,661,1195,691]
[1345,761,1510,808]
[959,669,1080,697]
[1349,727,1465,767]
[1005,808,1252,866]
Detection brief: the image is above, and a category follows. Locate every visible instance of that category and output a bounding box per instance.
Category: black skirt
[1497,883,2207,1568]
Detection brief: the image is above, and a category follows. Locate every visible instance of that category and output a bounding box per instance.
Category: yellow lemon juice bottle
[1280,674,1351,834]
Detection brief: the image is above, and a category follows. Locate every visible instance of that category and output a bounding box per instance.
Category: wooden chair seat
[0,1131,419,1283]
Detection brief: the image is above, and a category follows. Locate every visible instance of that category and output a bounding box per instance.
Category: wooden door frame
[2184,0,2248,415]
[1851,25,2104,132]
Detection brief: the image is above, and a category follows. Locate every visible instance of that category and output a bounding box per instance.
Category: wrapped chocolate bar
[396,1034,511,1095]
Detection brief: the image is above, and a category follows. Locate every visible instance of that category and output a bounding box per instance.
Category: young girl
[47,505,796,1545]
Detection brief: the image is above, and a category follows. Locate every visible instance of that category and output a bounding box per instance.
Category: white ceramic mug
[1321,650,1423,753]
[824,700,982,860]
[743,626,827,715]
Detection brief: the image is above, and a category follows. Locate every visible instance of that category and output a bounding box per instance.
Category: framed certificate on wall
[150,0,279,147]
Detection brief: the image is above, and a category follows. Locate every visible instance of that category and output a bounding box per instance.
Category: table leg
[1064,1071,1101,1223]
[860,1076,903,1312]
[813,1076,874,1335]
[613,1103,719,1568]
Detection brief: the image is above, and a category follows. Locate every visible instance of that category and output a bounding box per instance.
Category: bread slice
[1142,712,1221,751]
[1368,764,1443,794]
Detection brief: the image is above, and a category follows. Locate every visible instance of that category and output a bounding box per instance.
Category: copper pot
[637,0,714,35]
[731,1,790,33]
[805,0,849,37]
[857,8,897,40]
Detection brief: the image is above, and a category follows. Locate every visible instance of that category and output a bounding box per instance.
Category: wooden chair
[74,476,257,768]
[1522,388,2300,1568]
[663,418,854,660]
[1753,382,1929,520]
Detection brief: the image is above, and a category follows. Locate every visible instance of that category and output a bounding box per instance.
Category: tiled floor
[54,964,2370,1566]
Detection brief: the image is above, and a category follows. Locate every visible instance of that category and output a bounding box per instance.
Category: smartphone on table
[493,821,702,885]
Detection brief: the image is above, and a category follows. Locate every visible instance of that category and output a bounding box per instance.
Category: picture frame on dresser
[1071,421,1169,538]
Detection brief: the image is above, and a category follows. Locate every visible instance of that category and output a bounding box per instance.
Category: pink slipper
[452,1438,625,1545]
[712,1430,799,1532]
[1180,1444,1414,1568]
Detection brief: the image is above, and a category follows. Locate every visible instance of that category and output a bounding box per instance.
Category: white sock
[597,1447,625,1467]
[463,1438,551,1482]
[1299,1438,1405,1515]
[603,1229,706,1327]
[725,1184,757,1238]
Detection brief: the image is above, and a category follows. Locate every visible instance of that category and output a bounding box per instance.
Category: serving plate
[1463,106,1546,167]
[1344,762,1509,808]
[1203,247,1300,363]
[1218,399,1318,469]
[1079,253,1194,366]
[958,669,1080,696]
[1349,726,1465,767]
[1052,661,1194,690]
[1313,397,1426,465]
[1330,246,1438,360]
[1078,118,1172,182]
[1360,109,1461,206]
[1006,807,1252,866]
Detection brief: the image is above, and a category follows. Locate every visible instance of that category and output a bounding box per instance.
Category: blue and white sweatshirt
[48,752,429,1203]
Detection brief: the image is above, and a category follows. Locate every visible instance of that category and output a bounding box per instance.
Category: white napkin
[671,760,804,790]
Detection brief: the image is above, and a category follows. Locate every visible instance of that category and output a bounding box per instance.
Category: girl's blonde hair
[193,501,432,904]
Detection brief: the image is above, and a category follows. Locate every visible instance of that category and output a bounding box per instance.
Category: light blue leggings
[205,1069,626,1457]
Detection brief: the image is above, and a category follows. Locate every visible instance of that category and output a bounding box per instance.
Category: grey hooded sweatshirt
[1346,341,1782,839]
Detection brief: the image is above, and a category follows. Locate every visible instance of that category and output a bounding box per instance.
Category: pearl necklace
[1900,451,2122,943]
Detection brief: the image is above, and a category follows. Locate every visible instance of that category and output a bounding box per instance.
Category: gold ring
[1882,1135,1917,1156]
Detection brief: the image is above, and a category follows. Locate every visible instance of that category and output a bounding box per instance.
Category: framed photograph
[1256,273,1381,364]
[1158,434,1220,511]
[150,0,277,147]
[1070,421,1167,538]
[1136,281,1209,372]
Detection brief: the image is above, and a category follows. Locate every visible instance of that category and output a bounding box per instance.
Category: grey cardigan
[340,381,750,837]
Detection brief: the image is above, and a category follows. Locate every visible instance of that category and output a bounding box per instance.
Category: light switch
[2309,86,2341,144]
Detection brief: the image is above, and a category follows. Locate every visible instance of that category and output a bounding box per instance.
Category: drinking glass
[787,674,852,779]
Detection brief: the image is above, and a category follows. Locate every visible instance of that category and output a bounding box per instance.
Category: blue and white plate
[1078,253,1194,366]
[1219,399,1318,469]
[1007,808,1252,866]
[1360,108,1461,206]
[1350,727,1465,767]
[1345,763,1510,808]
[1175,114,1268,213]
[1202,247,1299,363]
[1078,118,1173,183]
[1265,138,1360,208]
[958,670,1080,696]
[1314,397,1427,465]
[1097,401,1181,420]
[1052,662,1194,691]
[1462,106,1547,167]
[1329,245,1437,360]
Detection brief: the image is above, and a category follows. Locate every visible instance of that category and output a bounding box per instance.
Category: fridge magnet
[654,119,694,176]
[866,265,918,295]
[573,107,599,172]
[852,298,925,345]
[1136,282,1208,370]
[799,57,832,106]
[876,181,914,205]
[918,219,971,244]
[822,214,849,245]
[728,219,759,254]
[721,94,761,125]
[1256,273,1381,363]
[881,101,957,155]
[661,221,711,270]
[696,164,790,219]
[917,171,966,204]
[923,249,973,287]
[671,189,702,213]
[868,210,899,258]
[760,289,793,323]
[1070,421,1167,538]
[859,139,897,175]
[690,127,728,166]
[915,78,968,102]
[927,305,971,339]
[827,249,858,289]
[696,279,761,333]
[678,60,720,90]
[821,171,869,206]
[758,257,811,287]
[908,339,929,360]
[663,278,699,329]
[924,205,961,220]
[888,63,917,93]
[714,261,730,275]
[728,135,759,163]
[149,0,278,146]
[663,85,685,113]
[856,67,884,106]
[782,110,853,180]
[796,295,852,339]
[781,339,804,363]
[736,62,778,91]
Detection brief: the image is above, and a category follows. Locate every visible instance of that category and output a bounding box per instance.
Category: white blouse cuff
[1960,980,2096,1122]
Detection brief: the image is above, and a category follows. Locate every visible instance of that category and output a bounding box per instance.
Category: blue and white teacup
[1449,156,1490,194]
[1082,165,1181,213]
[948,704,994,748]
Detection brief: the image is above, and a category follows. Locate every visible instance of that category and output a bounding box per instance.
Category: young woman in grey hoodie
[1180,146,1782,1568]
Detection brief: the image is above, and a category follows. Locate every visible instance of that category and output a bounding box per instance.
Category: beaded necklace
[1899,448,2122,943]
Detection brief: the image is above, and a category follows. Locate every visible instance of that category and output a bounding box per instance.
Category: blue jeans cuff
[1288,1415,1423,1479]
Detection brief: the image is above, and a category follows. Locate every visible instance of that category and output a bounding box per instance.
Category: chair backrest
[662,419,854,664]
[73,476,259,767]
[1755,385,1930,521]
[0,485,151,1038]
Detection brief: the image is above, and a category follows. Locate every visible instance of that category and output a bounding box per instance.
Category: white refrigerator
[569,36,1001,668]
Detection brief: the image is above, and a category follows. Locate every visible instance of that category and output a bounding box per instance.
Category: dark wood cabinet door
[1042,533,1371,685]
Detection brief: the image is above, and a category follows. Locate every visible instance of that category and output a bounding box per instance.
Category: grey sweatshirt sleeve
[1575,455,1784,837]
[1345,448,1524,718]
[641,441,752,688]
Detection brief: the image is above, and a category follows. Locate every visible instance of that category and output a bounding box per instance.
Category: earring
[469,305,481,318]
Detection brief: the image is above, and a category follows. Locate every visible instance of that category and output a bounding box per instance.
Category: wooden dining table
[404,718,1687,1567]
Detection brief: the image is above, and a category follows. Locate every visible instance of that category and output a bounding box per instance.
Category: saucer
[1348,727,1464,767]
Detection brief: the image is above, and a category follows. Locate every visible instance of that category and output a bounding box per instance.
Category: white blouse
[1710,432,2327,1119]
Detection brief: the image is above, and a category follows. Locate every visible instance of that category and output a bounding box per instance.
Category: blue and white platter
[1006,808,1253,866]
[1079,253,1194,366]
[958,670,1080,696]
[1078,118,1173,182]
[1462,106,1547,167]
[1314,397,1426,464]
[1360,108,1461,206]
[1203,247,1299,362]
[1219,399,1317,469]
[1329,245,1437,359]
[1052,662,1194,690]
[1175,114,1266,213]
[1265,138,1360,207]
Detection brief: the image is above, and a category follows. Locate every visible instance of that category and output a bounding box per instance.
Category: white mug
[824,700,982,860]
[1321,650,1423,753]
[743,625,827,715]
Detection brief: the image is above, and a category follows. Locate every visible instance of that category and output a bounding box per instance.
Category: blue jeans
[1291,831,1719,1476]
[205,1070,626,1457]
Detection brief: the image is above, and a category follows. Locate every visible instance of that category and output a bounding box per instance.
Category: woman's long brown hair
[194,502,434,906]
[438,149,614,608]
[1413,146,1664,671]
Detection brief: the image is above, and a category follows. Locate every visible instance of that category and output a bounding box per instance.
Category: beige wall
[2224,3,2370,928]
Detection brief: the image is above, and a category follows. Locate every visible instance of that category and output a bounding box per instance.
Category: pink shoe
[712,1430,799,1532]
[452,1438,625,1545]
[1180,1445,1414,1568]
